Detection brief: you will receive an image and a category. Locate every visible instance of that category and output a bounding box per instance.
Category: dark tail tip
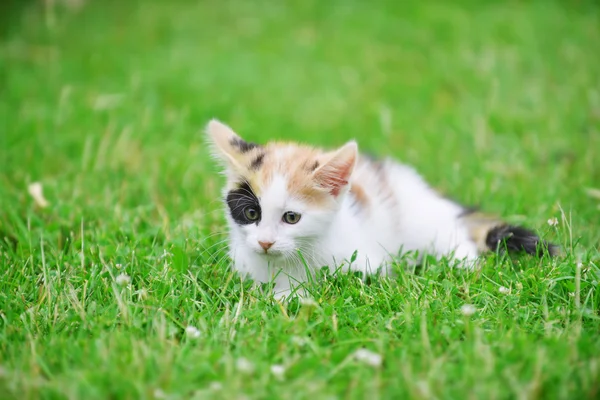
[486,225,559,257]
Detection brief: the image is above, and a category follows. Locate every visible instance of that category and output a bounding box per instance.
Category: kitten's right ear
[205,119,259,171]
[313,141,358,197]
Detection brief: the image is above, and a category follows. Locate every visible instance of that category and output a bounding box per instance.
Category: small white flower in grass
[115,273,131,286]
[153,388,166,399]
[460,304,477,317]
[270,364,286,380]
[547,217,558,227]
[353,348,383,367]
[499,286,510,295]
[27,182,49,208]
[135,288,148,301]
[185,326,201,339]
[235,357,255,374]
[208,381,223,391]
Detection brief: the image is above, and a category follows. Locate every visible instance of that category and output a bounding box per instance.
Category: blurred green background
[2,0,599,233]
[1,0,599,398]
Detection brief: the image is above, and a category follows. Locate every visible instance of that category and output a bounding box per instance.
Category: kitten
[206,119,557,299]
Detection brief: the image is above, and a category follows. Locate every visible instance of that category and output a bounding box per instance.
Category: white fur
[205,119,480,298]
[225,158,478,299]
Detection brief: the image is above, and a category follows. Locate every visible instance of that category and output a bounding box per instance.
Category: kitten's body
[207,120,555,298]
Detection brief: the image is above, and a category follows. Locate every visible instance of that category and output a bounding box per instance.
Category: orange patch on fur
[350,183,369,209]
[243,143,333,207]
[224,140,361,209]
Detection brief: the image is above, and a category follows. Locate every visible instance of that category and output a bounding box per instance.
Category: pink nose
[258,241,274,251]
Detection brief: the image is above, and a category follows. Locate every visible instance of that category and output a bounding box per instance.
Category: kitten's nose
[258,241,274,251]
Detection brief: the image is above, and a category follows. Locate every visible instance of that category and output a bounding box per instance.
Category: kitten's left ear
[313,141,358,197]
[205,119,260,171]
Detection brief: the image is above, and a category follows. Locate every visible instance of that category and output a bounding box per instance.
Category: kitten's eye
[282,211,301,224]
[244,207,259,221]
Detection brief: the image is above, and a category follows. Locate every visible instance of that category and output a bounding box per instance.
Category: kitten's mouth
[258,250,283,258]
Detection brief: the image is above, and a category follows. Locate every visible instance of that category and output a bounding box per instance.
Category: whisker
[194,230,228,245]
[197,238,230,261]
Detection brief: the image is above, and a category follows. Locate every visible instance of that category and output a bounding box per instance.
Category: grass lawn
[1,0,600,398]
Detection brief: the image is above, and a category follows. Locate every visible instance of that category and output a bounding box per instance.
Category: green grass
[1,0,600,398]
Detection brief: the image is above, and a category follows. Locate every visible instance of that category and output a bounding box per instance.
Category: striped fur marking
[250,153,266,170]
[230,137,260,153]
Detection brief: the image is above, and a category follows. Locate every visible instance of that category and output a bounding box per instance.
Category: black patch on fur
[230,137,260,153]
[226,181,261,225]
[486,225,557,256]
[250,153,265,170]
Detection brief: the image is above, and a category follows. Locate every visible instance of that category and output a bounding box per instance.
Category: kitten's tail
[461,211,559,257]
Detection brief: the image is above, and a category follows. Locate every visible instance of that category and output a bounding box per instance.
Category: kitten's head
[206,119,357,260]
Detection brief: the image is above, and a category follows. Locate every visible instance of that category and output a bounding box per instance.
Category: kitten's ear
[313,141,358,197]
[205,119,260,171]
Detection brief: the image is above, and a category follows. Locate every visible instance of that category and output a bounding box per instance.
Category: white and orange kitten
[206,120,556,299]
